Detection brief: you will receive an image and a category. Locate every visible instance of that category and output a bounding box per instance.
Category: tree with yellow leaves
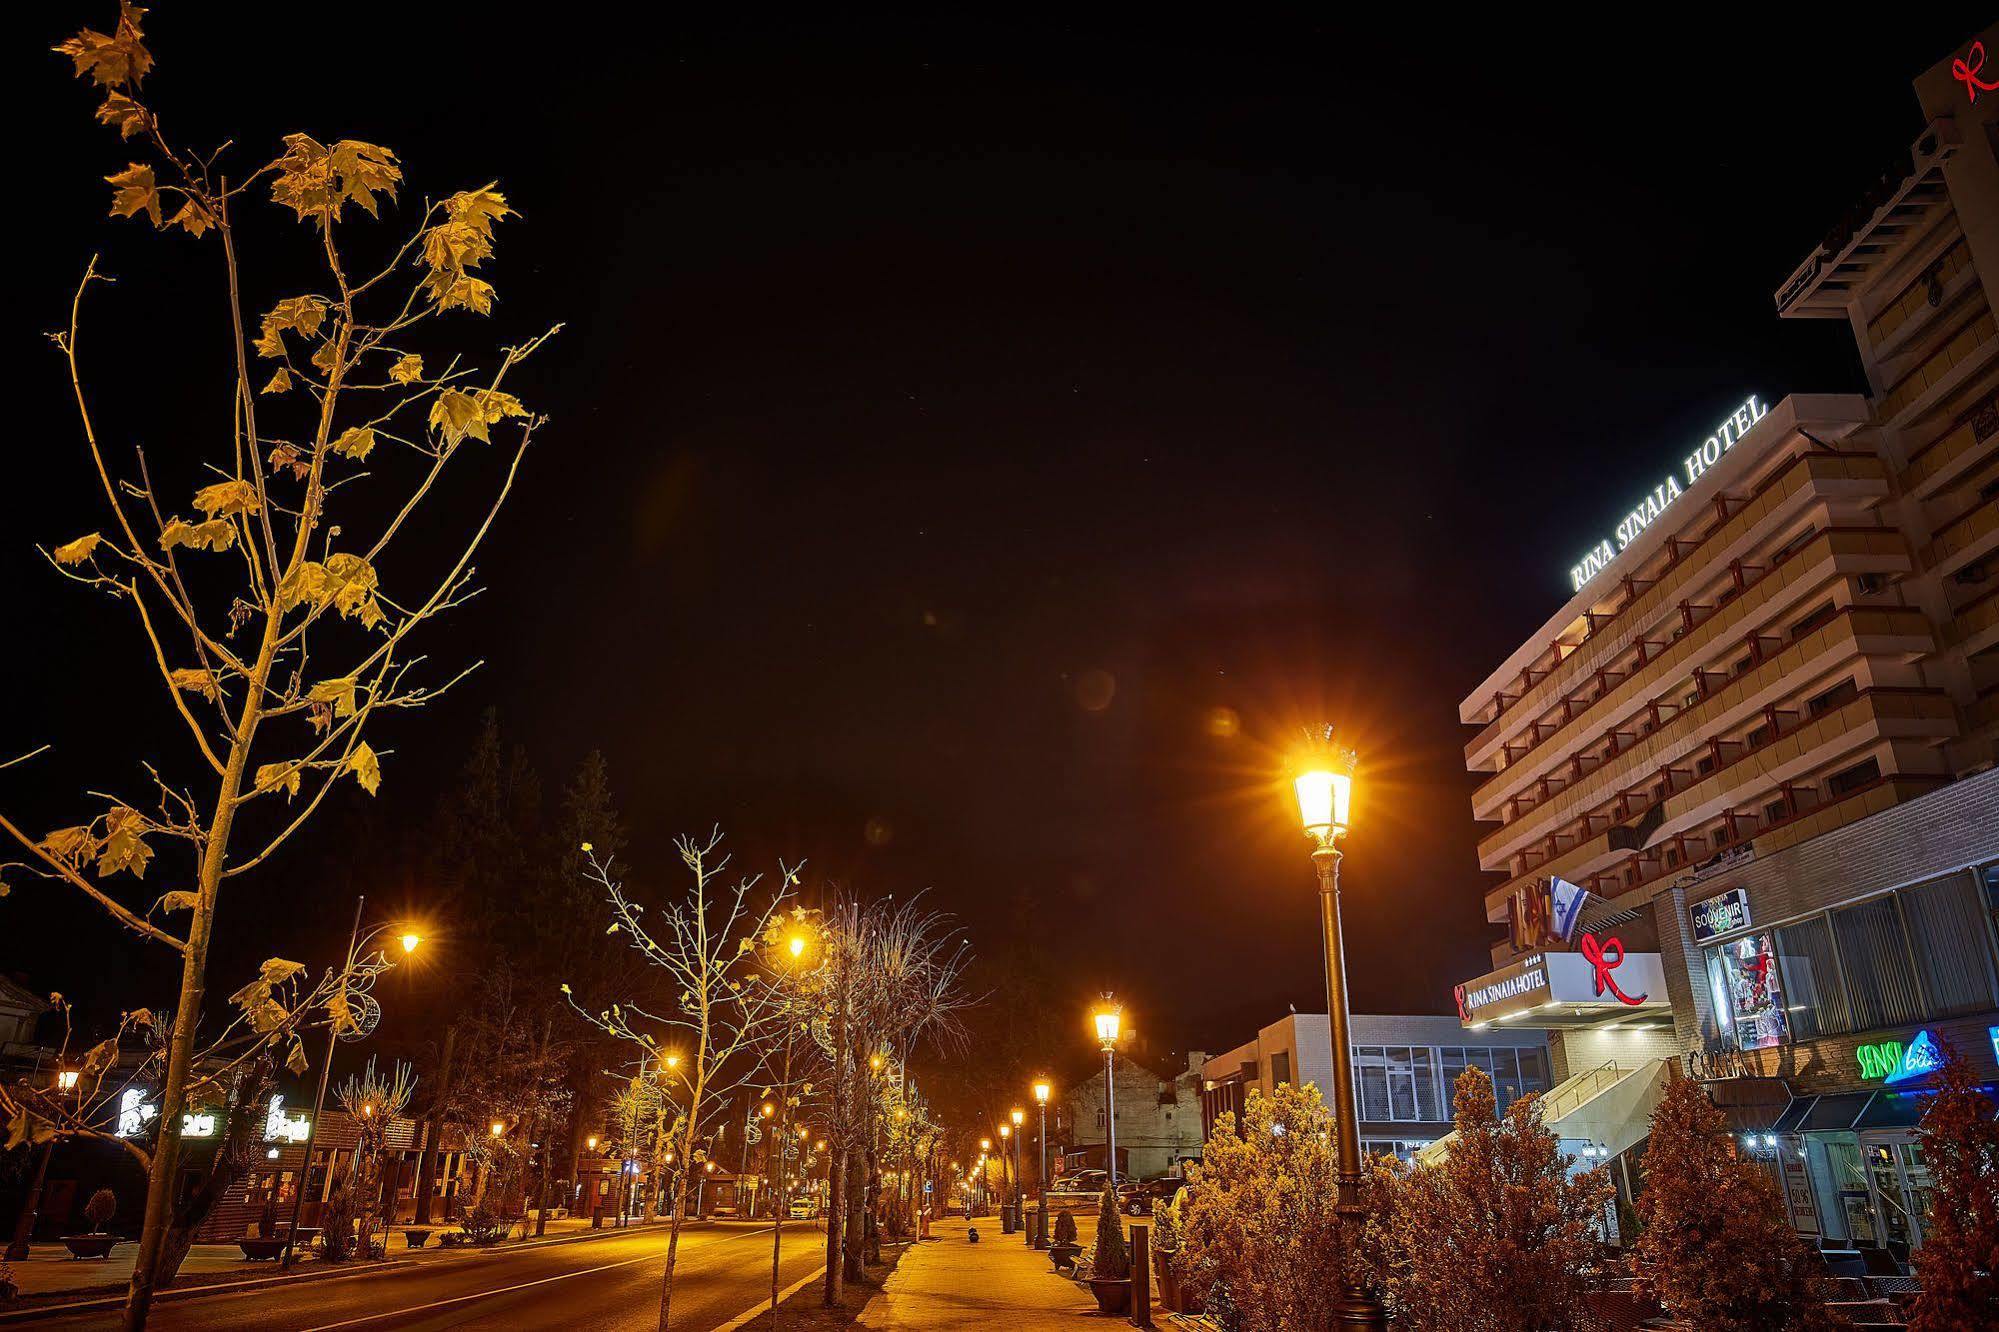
[2,7,557,1325]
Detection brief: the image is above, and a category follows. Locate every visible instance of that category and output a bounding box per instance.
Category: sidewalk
[6,1214,670,1300]
[859,1217,1100,1330]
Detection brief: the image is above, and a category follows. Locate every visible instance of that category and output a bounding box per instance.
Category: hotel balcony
[1471,532,1917,823]
[1479,682,1956,903]
[1482,770,1951,930]
[1466,453,1892,782]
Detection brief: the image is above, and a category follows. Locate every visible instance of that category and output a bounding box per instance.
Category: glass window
[1517,1047,1549,1094]
[1270,1052,1291,1086]
[1438,1047,1469,1114]
[1831,896,1924,1031]
[1410,1048,1438,1120]
[1387,1048,1418,1121]
[1899,872,1999,1017]
[1706,932,1789,1049]
[1774,915,1850,1039]
[1353,1048,1391,1122]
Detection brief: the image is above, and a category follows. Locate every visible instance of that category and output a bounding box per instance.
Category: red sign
[1580,933,1648,1006]
[1953,41,1999,103]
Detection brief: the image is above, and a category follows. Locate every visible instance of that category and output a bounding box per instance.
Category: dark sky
[5,6,1990,1061]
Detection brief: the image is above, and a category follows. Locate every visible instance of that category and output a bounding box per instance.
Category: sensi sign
[1568,395,1769,592]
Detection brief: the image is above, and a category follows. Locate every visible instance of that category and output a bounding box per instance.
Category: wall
[1061,1053,1205,1181]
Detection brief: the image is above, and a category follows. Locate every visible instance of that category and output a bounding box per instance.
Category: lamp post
[6,1068,81,1261]
[1093,1000,1122,1187]
[1032,1079,1051,1248]
[1009,1108,1025,1231]
[1295,737,1384,1330]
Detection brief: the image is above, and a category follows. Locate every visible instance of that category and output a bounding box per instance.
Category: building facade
[1055,1050,1207,1182]
[1199,1014,1551,1161]
[1446,23,1999,1265]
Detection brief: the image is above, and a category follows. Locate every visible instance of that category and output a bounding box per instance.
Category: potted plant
[0,1261,19,1303]
[62,1189,120,1259]
[1088,1187,1131,1315]
[404,1226,434,1248]
[1049,1208,1081,1273]
[1151,1188,1183,1312]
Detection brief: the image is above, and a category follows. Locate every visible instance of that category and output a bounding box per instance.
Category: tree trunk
[154,1067,269,1288]
[842,1146,866,1283]
[412,1023,457,1226]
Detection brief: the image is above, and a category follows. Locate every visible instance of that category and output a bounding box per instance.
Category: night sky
[6,7,1990,1064]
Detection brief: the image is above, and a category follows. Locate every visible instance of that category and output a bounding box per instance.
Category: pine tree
[1633,1074,1840,1331]
[1093,1185,1129,1280]
[1908,1042,1999,1331]
[1374,1067,1610,1332]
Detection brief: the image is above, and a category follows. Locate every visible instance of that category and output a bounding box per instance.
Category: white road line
[297,1225,792,1332]
[710,1265,828,1332]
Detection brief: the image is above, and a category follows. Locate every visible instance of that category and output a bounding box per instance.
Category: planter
[1089,1277,1131,1315]
[237,1237,288,1261]
[1050,1240,1081,1273]
[404,1228,434,1248]
[61,1234,118,1260]
[1153,1250,1181,1312]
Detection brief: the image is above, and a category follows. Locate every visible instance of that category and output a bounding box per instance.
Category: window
[1706,932,1789,1049]
[1807,679,1858,717]
[1790,602,1837,638]
[1270,1052,1291,1087]
[1826,757,1881,797]
[1899,872,1999,1016]
[1831,895,1924,1031]
[1773,916,1849,1039]
[1517,1047,1549,1095]
[1354,1047,1391,1122]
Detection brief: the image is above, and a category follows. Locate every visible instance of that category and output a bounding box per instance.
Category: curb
[0,1217,703,1324]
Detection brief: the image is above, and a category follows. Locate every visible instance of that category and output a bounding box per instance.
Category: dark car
[1118,1176,1183,1216]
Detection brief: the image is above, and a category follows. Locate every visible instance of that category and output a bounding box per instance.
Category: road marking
[710,1265,828,1332]
[296,1225,795,1332]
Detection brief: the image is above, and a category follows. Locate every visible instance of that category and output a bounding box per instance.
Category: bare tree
[5,10,556,1325]
[0,947,399,1282]
[568,833,795,1330]
[332,1056,417,1260]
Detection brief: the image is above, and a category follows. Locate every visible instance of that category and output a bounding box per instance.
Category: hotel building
[1444,24,1999,1262]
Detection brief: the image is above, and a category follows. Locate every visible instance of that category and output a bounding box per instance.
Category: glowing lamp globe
[400,932,422,955]
[1033,1079,1051,1105]
[1093,1008,1121,1046]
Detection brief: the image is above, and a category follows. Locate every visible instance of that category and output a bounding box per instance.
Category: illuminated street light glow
[400,932,422,955]
[1033,1079,1050,1105]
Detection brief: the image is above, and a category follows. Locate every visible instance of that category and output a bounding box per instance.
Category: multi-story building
[1445,24,1999,1265]
[1054,1050,1207,1183]
[1198,1013,1550,1162]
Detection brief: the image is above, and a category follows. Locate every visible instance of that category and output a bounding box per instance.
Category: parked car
[788,1198,816,1220]
[1118,1176,1183,1216]
[1046,1168,1109,1200]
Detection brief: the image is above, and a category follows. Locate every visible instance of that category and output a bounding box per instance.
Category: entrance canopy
[1454,943,1669,1029]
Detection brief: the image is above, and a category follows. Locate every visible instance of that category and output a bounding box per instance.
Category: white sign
[182,1112,216,1138]
[117,1088,156,1138]
[264,1094,311,1144]
[1569,395,1769,592]
[1458,955,1548,1015]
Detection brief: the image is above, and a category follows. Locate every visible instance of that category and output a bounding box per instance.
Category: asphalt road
[28,1222,829,1331]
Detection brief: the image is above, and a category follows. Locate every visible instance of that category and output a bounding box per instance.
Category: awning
[1854,1092,1929,1132]
[1799,1092,1876,1132]
[1772,1097,1817,1135]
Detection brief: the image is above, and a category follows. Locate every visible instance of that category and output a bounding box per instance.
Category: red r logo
[1954,41,1999,103]
[1580,933,1648,1006]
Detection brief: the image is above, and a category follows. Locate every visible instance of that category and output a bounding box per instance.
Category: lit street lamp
[1295,734,1383,1330]
[1032,1079,1051,1248]
[1094,1000,1121,1187]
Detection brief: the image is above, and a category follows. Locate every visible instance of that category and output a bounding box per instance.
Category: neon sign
[264,1094,311,1144]
[1580,933,1648,1006]
[1857,1029,1945,1085]
[1568,395,1768,592]
[1954,42,1999,103]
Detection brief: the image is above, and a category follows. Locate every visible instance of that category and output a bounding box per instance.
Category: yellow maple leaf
[345,742,382,796]
[40,826,97,866]
[330,426,376,461]
[53,3,153,88]
[261,367,292,395]
[53,533,105,565]
[96,808,152,878]
[105,162,160,226]
[388,353,424,385]
[253,763,302,799]
[167,667,220,702]
[94,90,147,139]
[307,677,359,718]
[168,197,212,238]
[159,518,236,553]
[192,479,259,518]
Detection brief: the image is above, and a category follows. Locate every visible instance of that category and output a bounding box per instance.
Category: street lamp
[491,1120,505,1138]
[1094,999,1121,1187]
[1032,1079,1051,1247]
[400,932,422,955]
[1294,734,1383,1330]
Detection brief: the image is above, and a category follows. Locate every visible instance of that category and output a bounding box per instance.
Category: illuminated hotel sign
[1455,955,1548,1020]
[1567,394,1769,592]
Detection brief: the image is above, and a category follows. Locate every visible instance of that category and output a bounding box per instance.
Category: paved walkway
[860,1216,1105,1330]
[6,1214,667,1298]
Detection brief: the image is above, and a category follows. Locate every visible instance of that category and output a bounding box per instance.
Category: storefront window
[1707,932,1789,1049]
[1899,872,1999,1016]
[1831,897,1924,1032]
[1774,916,1850,1039]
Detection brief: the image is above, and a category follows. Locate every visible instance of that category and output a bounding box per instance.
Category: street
[24,1223,828,1331]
